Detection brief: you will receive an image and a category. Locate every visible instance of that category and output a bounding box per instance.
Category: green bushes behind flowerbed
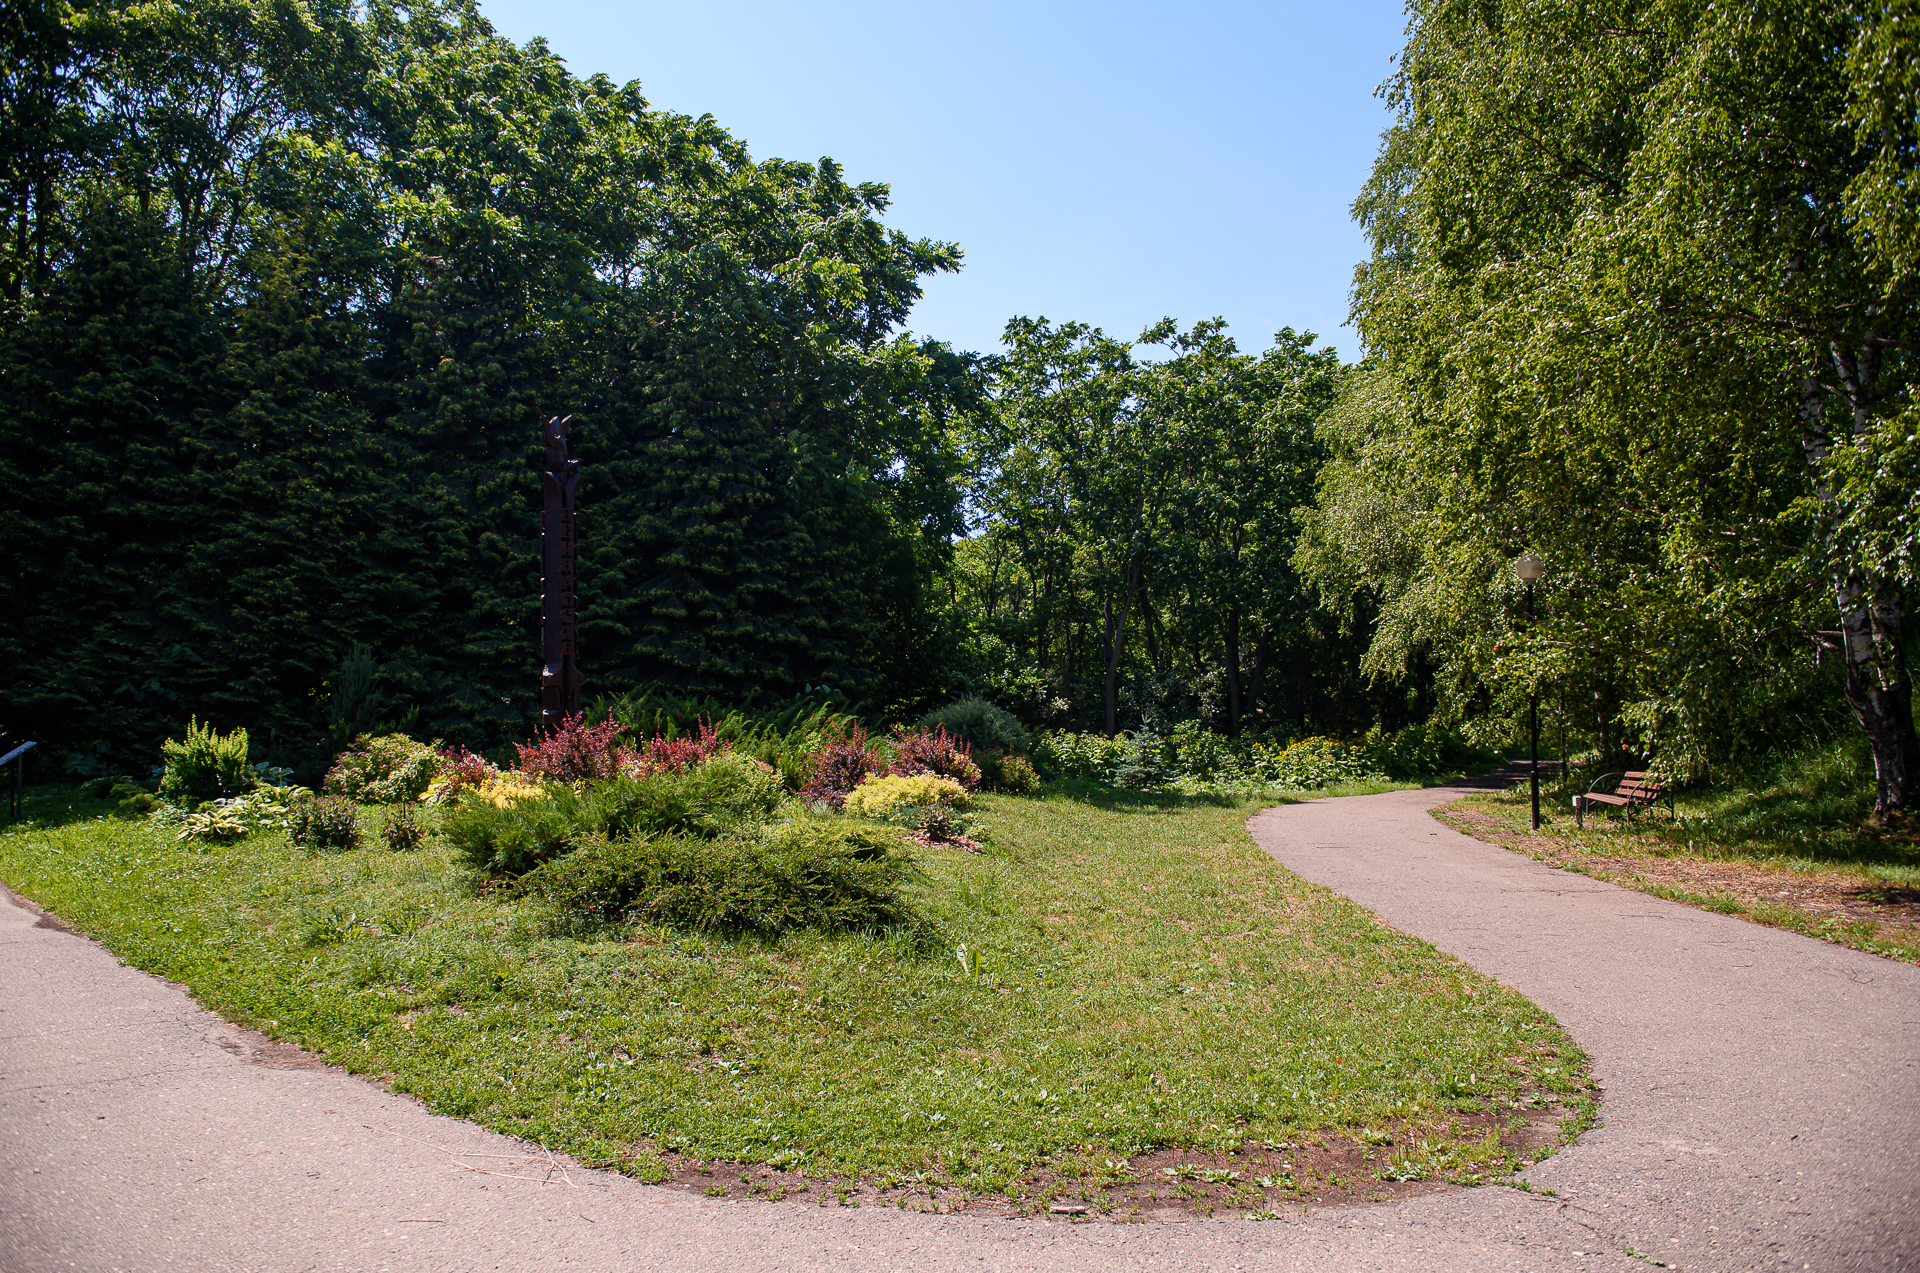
[1034,720,1500,791]
[517,821,915,934]
[441,756,789,876]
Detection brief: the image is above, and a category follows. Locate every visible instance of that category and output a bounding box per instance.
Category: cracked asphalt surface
[3,775,1916,1271]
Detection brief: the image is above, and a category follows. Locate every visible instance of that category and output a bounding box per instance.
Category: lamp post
[1514,554,1545,830]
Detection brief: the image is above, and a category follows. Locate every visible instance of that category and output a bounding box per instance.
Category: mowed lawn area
[1,784,1589,1213]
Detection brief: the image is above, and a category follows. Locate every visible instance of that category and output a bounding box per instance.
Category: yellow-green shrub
[842,773,969,820]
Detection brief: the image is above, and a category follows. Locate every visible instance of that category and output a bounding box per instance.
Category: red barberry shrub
[514,713,626,783]
[436,747,501,800]
[799,724,885,809]
[624,719,729,778]
[889,724,981,791]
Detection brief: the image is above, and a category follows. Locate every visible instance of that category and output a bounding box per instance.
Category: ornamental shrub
[428,747,500,803]
[1363,722,1499,780]
[888,724,981,790]
[513,713,625,783]
[842,773,971,820]
[446,754,789,876]
[625,718,729,777]
[912,802,972,843]
[597,754,787,841]
[290,795,361,851]
[519,821,914,933]
[976,750,1040,795]
[382,803,427,851]
[324,734,442,803]
[1032,731,1131,783]
[1113,730,1175,790]
[799,725,886,809]
[441,788,584,874]
[157,718,254,804]
[919,697,1029,754]
[1254,736,1385,788]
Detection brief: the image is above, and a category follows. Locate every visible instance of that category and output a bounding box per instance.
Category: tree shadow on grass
[1035,780,1246,812]
[4,784,131,834]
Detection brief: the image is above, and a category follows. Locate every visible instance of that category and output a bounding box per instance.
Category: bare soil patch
[628,1104,1571,1222]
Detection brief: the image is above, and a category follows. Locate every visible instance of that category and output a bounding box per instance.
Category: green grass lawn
[0,782,1589,1213]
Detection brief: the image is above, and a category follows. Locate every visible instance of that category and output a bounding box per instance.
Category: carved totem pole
[539,415,585,725]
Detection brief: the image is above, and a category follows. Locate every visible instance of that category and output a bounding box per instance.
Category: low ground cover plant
[0,780,1590,1211]
[441,754,787,875]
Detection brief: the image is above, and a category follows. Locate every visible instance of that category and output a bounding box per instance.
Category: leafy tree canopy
[1302,0,1919,809]
[0,0,976,774]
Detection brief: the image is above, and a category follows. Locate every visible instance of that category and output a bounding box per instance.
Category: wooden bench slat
[1572,769,1669,827]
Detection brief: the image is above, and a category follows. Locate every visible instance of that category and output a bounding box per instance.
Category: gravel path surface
[3,776,1914,1271]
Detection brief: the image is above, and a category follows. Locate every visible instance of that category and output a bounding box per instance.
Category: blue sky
[474,0,1407,362]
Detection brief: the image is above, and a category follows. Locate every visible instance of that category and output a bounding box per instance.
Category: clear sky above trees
[469,0,1405,359]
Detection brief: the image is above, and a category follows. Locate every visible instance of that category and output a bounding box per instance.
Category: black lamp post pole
[1528,577,1541,831]
[539,415,585,726]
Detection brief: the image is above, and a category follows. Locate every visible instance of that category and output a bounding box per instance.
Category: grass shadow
[4,784,136,834]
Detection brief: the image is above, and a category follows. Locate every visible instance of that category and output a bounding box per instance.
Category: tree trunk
[1224,606,1242,738]
[1802,359,1919,817]
[1251,623,1272,726]
[1836,578,1918,817]
[1142,579,1161,672]
[1103,556,1140,737]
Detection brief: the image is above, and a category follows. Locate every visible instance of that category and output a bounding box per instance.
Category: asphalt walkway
[3,778,1915,1271]
[1245,777,1920,1272]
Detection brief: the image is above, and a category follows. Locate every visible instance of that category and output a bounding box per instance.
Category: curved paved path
[3,779,1915,1271]
[1246,779,1920,1273]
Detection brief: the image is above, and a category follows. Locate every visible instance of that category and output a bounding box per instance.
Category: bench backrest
[1616,777,1663,801]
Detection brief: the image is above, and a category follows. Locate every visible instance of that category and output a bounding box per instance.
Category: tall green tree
[1140,320,1342,735]
[0,0,974,773]
[1314,0,1920,811]
[960,318,1359,739]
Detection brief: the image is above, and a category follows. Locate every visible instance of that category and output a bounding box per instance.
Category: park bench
[1572,770,1670,828]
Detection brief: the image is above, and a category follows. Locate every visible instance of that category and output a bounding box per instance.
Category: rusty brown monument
[539,414,585,725]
